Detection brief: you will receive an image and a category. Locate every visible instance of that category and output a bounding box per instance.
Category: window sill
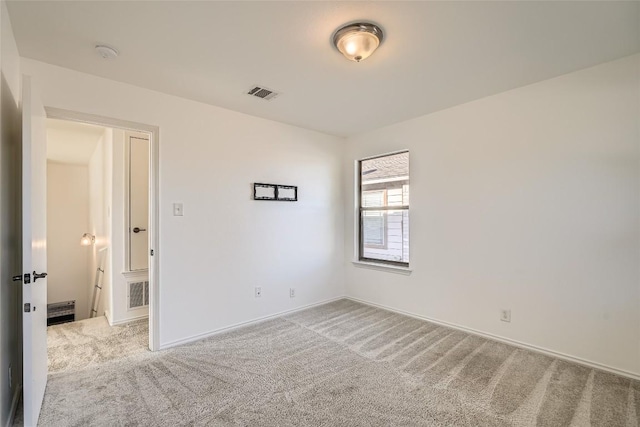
[122,269,149,279]
[351,261,412,275]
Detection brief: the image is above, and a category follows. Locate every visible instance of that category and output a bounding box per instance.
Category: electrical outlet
[289,288,296,298]
[500,309,511,323]
[255,287,262,298]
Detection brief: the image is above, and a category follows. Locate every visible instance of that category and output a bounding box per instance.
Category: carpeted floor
[25,300,640,426]
[47,315,149,374]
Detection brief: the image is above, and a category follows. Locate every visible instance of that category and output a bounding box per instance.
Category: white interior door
[22,75,48,427]
[128,132,149,271]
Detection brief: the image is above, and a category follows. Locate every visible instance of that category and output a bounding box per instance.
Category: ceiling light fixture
[95,44,119,60]
[332,22,383,63]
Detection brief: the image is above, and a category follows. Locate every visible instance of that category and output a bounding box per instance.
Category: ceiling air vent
[246,85,279,101]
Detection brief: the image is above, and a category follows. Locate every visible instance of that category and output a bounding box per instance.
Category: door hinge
[24,303,31,313]
[150,249,154,256]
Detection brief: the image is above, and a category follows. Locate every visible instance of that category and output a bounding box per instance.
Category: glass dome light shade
[333,23,383,63]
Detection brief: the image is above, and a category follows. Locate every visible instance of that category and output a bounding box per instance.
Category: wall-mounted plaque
[276,185,297,201]
[253,183,297,202]
[254,183,277,200]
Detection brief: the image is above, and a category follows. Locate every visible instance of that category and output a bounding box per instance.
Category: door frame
[45,107,161,351]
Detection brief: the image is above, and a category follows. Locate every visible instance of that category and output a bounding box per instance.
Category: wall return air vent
[127,280,149,310]
[246,85,280,101]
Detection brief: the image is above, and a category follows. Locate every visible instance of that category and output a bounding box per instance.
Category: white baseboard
[346,296,640,382]
[109,313,148,326]
[159,296,346,350]
[105,309,148,326]
[5,384,22,427]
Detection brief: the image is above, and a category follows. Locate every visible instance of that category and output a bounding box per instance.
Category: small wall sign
[253,183,298,201]
[254,183,277,200]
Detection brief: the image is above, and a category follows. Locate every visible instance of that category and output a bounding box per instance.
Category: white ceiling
[8,1,640,137]
[46,119,106,165]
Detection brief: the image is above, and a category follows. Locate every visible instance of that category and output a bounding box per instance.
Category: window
[358,151,409,266]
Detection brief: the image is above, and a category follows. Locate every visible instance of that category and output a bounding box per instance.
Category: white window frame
[353,150,411,273]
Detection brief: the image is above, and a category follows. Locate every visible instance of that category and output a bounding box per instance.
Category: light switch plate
[173,203,183,216]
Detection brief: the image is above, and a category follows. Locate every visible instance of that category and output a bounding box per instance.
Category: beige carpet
[47,316,149,374]
[26,300,640,426]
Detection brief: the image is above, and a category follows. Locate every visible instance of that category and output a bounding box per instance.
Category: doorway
[44,119,153,368]
[18,78,160,425]
[43,108,160,353]
[17,89,161,425]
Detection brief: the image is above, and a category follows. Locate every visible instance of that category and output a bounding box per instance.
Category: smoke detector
[95,44,119,59]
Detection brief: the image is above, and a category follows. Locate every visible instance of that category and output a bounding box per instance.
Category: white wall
[344,54,640,377]
[0,1,22,424]
[22,59,346,346]
[46,162,91,320]
[87,129,112,319]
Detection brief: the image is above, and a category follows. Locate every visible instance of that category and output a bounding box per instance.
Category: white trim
[122,269,148,280]
[108,313,149,326]
[123,132,131,271]
[5,384,22,427]
[45,107,161,351]
[353,160,360,261]
[359,149,409,162]
[45,107,155,133]
[346,296,640,381]
[351,260,412,275]
[362,175,409,186]
[104,309,113,326]
[159,296,345,350]
[149,120,160,352]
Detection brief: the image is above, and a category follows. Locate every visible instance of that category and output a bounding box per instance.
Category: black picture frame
[253,183,277,200]
[253,183,298,202]
[276,185,297,201]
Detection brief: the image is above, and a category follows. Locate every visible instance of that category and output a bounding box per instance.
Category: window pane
[362,190,385,208]
[360,151,409,265]
[363,211,385,246]
[387,187,404,207]
[361,151,409,191]
[361,210,409,263]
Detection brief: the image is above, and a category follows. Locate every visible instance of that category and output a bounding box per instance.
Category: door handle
[14,273,30,284]
[133,227,147,233]
[33,271,47,282]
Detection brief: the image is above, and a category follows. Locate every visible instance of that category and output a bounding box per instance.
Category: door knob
[33,271,47,282]
[14,274,30,284]
[133,227,147,233]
